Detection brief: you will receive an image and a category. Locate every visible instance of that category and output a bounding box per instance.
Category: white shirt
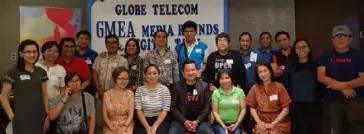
[36,63,66,107]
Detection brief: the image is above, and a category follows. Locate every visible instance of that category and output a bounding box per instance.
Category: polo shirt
[75,48,98,70]
[56,57,91,81]
[257,47,278,64]
[271,49,292,66]
[318,48,364,100]
[212,86,245,124]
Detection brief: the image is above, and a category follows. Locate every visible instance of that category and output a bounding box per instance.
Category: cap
[332,25,352,37]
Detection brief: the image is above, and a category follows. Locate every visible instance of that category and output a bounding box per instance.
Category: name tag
[86,59,92,64]
[132,65,137,70]
[164,59,171,64]
[107,103,113,110]
[226,59,234,64]
[112,63,118,67]
[195,49,202,53]
[269,95,278,101]
[232,99,239,104]
[250,52,257,62]
[193,89,198,95]
[245,63,252,69]
[20,75,30,80]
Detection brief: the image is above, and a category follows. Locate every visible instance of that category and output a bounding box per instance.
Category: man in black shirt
[170,59,214,134]
[271,31,292,79]
[204,32,247,91]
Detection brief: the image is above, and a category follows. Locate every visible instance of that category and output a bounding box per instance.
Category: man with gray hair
[317,25,364,134]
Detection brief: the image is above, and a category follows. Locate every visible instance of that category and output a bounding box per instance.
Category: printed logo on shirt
[330,58,352,63]
[187,89,199,102]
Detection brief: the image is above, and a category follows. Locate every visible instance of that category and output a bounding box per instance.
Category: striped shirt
[134,84,171,117]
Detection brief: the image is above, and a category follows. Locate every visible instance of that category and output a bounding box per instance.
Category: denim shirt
[241,49,259,92]
[257,47,277,64]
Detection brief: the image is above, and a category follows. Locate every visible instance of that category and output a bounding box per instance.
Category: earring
[19,53,23,58]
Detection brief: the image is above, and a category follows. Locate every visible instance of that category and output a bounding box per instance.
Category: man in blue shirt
[175,20,209,79]
[238,32,258,134]
[318,25,364,134]
[257,32,277,64]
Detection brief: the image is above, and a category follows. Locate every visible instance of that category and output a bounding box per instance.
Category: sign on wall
[87,0,228,57]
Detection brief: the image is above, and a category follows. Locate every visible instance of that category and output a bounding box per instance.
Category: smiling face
[294,40,310,59]
[126,40,138,55]
[154,31,167,47]
[216,37,229,52]
[332,34,352,50]
[22,45,38,64]
[219,72,232,89]
[259,34,272,48]
[183,63,197,81]
[239,34,252,51]
[115,71,129,89]
[105,37,119,53]
[276,34,290,50]
[257,65,271,84]
[146,66,159,84]
[61,41,75,57]
[77,34,90,48]
[43,45,59,62]
[67,74,82,92]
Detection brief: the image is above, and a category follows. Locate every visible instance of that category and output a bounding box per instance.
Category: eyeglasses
[117,77,129,81]
[62,45,75,49]
[295,46,309,50]
[45,49,59,53]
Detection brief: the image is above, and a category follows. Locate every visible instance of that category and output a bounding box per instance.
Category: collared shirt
[144,49,179,86]
[257,47,277,64]
[75,48,98,70]
[125,55,144,87]
[271,48,292,66]
[93,54,129,91]
[212,86,245,124]
[175,40,209,79]
[56,57,91,81]
[241,49,259,91]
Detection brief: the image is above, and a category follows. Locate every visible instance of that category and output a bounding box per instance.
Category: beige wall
[0,0,86,76]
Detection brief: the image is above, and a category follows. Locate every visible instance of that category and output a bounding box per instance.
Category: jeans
[213,123,241,134]
[322,99,364,134]
[169,121,214,134]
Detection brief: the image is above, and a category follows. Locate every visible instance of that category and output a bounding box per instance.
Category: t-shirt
[134,85,171,117]
[56,57,91,81]
[186,84,200,120]
[36,63,66,108]
[318,48,364,100]
[52,92,95,134]
[212,86,245,124]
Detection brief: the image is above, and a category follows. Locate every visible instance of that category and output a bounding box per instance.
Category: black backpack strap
[81,92,89,133]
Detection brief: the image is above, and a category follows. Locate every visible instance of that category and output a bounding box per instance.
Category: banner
[20,6,82,46]
[88,0,228,56]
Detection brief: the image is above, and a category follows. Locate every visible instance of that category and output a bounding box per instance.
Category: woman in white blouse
[35,41,66,133]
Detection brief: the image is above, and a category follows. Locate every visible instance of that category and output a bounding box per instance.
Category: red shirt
[56,57,91,81]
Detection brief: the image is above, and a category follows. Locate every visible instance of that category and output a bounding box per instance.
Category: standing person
[56,37,91,92]
[124,38,144,90]
[204,32,246,91]
[318,25,364,134]
[134,65,171,134]
[103,67,134,134]
[212,69,247,134]
[93,34,129,132]
[169,59,214,134]
[144,29,179,89]
[271,31,292,79]
[75,30,98,95]
[257,32,277,64]
[1,39,50,134]
[48,72,96,134]
[281,38,322,134]
[36,41,67,133]
[245,63,291,134]
[239,32,258,134]
[175,20,209,79]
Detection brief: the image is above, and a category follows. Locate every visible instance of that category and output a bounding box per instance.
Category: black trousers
[290,101,322,134]
[241,106,253,134]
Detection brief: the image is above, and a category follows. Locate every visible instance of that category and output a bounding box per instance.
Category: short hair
[17,39,40,71]
[215,32,230,44]
[239,32,252,40]
[182,20,197,31]
[275,31,290,41]
[182,59,197,71]
[259,32,272,39]
[153,29,168,38]
[64,72,81,87]
[124,38,140,57]
[217,68,233,82]
[60,37,76,47]
[112,67,129,83]
[254,63,276,86]
[76,30,91,39]
[144,64,160,75]
[41,41,61,59]
[105,34,119,44]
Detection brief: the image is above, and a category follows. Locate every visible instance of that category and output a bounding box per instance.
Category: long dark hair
[289,38,315,71]
[17,39,40,72]
[254,63,276,86]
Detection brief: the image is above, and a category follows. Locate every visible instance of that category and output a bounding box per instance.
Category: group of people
[0,20,363,134]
